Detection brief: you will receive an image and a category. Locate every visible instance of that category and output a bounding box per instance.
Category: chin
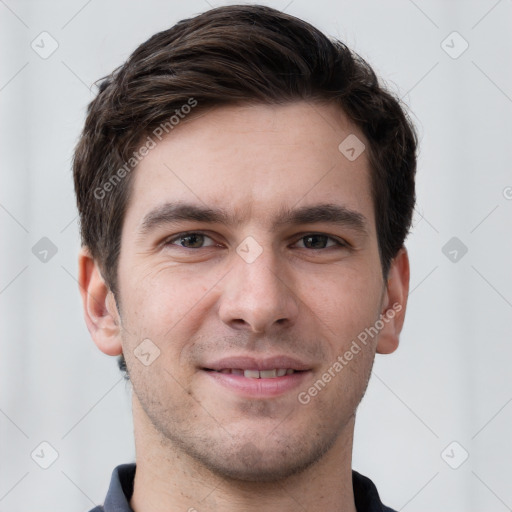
[186,434,336,483]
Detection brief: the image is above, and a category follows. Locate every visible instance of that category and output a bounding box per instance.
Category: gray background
[1,0,511,511]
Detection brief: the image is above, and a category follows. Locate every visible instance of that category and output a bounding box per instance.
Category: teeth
[216,368,296,378]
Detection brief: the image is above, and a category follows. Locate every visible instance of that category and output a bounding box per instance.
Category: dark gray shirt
[89,463,397,512]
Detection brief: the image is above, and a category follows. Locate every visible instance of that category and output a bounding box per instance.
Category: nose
[218,248,300,334]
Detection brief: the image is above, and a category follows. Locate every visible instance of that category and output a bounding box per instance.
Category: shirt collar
[95,463,396,512]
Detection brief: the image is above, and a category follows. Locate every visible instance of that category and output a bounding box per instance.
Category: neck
[129,395,357,512]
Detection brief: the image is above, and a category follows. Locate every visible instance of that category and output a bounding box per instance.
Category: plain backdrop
[1,1,511,511]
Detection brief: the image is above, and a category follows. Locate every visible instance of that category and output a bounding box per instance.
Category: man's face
[114,102,390,480]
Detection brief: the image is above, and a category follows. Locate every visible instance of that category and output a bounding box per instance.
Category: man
[74,4,416,511]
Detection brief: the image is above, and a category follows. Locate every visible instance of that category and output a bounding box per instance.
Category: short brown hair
[73,4,417,298]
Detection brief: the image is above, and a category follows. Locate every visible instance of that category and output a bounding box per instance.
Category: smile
[205,368,300,378]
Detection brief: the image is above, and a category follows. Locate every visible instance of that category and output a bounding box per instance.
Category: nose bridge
[218,240,299,333]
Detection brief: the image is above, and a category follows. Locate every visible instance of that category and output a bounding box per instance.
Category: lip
[201,355,313,398]
[202,355,312,372]
[203,369,311,398]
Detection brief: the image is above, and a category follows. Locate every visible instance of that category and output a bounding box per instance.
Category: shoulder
[352,470,398,512]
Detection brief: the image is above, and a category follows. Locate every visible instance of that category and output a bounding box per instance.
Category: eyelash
[163,231,349,250]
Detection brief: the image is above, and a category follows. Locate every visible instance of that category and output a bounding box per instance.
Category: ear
[376,246,410,355]
[77,246,123,356]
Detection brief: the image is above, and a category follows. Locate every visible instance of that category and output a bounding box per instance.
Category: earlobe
[78,247,123,356]
[376,247,410,355]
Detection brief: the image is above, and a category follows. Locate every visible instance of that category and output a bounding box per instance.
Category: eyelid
[164,231,217,247]
[163,231,349,249]
[291,233,349,249]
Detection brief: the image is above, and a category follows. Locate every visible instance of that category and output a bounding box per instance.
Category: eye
[294,234,347,250]
[165,232,217,249]
[162,232,347,251]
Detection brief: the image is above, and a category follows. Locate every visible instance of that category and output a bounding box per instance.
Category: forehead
[123,102,375,236]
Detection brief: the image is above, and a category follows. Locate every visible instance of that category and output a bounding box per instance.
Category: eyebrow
[136,201,369,239]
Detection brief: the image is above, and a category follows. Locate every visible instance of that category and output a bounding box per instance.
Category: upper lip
[202,355,312,372]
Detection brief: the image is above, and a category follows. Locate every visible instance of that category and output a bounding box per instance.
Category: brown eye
[166,232,216,249]
[296,234,345,249]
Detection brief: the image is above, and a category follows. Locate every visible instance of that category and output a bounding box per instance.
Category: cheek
[300,267,383,345]
[118,263,220,356]
[121,263,191,318]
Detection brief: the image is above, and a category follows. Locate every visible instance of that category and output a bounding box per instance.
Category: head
[75,4,416,482]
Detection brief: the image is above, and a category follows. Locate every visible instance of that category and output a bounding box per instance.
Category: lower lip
[203,370,311,398]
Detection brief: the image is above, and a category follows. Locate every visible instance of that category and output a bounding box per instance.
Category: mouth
[201,356,312,398]
[203,368,303,378]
